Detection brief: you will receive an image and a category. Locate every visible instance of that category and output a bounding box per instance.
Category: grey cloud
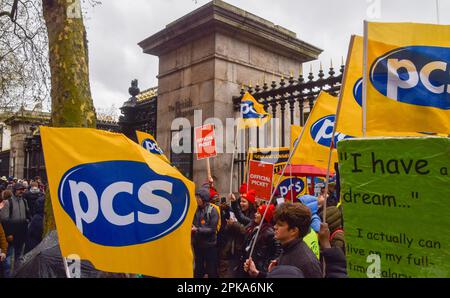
[85,0,449,111]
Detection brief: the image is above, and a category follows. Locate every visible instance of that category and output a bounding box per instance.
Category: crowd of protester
[191,176,347,278]
[0,171,347,279]
[0,176,46,278]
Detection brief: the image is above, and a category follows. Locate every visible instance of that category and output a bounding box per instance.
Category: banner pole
[63,257,71,278]
[319,37,355,277]
[206,157,212,181]
[322,35,355,225]
[436,0,440,24]
[362,21,368,137]
[249,123,307,260]
[229,125,240,196]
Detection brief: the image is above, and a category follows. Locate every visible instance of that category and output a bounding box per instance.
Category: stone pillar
[138,0,321,193]
[9,122,30,178]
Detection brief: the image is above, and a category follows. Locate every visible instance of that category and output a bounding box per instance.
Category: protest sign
[275,176,307,200]
[338,137,450,277]
[248,160,274,201]
[248,147,290,173]
[194,124,217,160]
[248,147,296,196]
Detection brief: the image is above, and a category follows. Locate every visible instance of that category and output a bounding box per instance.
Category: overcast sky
[84,0,450,113]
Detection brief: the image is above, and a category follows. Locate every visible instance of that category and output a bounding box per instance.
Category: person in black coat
[229,190,256,226]
[245,203,323,278]
[22,182,44,218]
[237,204,281,278]
[24,197,45,254]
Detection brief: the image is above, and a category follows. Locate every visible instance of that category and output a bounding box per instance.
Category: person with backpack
[192,186,220,278]
[22,181,45,217]
[0,183,30,276]
[24,197,45,254]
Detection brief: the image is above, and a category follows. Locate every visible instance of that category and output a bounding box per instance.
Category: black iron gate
[232,64,344,186]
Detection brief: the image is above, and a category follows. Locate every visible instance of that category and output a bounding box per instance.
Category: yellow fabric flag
[290,124,303,149]
[40,127,196,278]
[335,35,364,137]
[239,92,271,129]
[365,22,450,135]
[291,92,351,170]
[136,130,170,164]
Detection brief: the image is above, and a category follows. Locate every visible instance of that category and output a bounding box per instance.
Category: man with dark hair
[245,202,322,278]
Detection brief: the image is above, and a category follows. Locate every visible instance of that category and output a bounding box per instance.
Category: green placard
[338,137,450,278]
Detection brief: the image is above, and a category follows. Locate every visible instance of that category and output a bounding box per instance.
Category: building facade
[134,0,322,193]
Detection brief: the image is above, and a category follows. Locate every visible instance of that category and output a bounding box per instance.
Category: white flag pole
[249,123,307,259]
[63,257,71,278]
[322,36,355,225]
[362,20,369,137]
[436,0,440,24]
[229,124,240,196]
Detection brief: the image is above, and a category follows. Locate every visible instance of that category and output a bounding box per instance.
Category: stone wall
[139,0,321,193]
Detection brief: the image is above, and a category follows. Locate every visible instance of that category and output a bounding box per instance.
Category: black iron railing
[232,64,345,186]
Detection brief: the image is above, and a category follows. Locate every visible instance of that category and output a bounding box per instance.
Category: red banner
[194,124,217,160]
[248,160,274,201]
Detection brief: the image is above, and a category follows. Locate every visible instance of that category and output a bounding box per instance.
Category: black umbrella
[13,230,102,278]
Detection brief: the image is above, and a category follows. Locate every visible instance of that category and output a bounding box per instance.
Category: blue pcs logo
[370,46,450,110]
[310,115,353,147]
[241,101,268,119]
[142,138,164,155]
[277,178,305,197]
[353,77,363,107]
[58,160,190,246]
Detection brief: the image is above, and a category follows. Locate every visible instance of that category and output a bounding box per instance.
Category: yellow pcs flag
[40,127,196,278]
[136,130,170,164]
[365,22,450,135]
[239,92,271,129]
[335,35,364,137]
[291,92,353,171]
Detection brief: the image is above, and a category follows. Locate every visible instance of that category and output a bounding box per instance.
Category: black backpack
[1,197,30,237]
[8,197,30,220]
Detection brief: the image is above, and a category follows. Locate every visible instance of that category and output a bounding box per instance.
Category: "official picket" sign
[248,160,274,201]
[194,124,217,160]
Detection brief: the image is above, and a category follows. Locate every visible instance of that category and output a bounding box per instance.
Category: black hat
[13,183,26,192]
[195,187,210,202]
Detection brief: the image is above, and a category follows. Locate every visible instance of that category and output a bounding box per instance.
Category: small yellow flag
[136,130,170,164]
[239,92,271,129]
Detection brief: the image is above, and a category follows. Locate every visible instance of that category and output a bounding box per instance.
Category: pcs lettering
[371,45,450,110]
[58,160,190,246]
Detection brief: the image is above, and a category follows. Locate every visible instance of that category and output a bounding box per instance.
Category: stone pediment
[138,0,322,61]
